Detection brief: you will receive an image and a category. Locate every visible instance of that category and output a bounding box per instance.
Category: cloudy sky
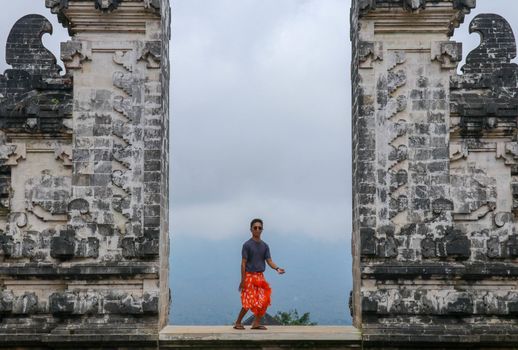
[170,0,350,242]
[169,0,518,243]
[1,1,517,243]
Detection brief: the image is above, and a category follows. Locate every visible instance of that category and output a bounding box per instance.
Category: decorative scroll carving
[359,41,383,69]
[0,15,72,133]
[387,70,406,94]
[54,146,73,166]
[25,173,71,221]
[432,41,463,69]
[463,14,516,74]
[61,41,91,70]
[452,14,518,136]
[387,51,406,71]
[5,15,61,77]
[112,42,161,72]
[138,41,161,69]
[451,166,496,221]
[0,142,26,166]
[113,51,135,72]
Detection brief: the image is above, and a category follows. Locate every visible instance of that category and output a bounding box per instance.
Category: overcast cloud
[2,1,518,243]
[171,0,350,241]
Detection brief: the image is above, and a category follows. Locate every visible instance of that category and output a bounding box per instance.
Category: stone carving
[453,0,477,11]
[111,45,162,256]
[386,51,406,71]
[112,42,161,72]
[402,0,426,12]
[353,1,518,342]
[25,173,71,220]
[362,288,518,316]
[358,41,383,69]
[139,41,162,68]
[463,14,516,74]
[387,70,406,93]
[47,0,125,13]
[0,15,72,134]
[432,41,463,69]
[61,41,91,70]
[49,290,158,315]
[45,0,124,14]
[358,0,376,16]
[0,0,168,342]
[452,14,518,136]
[450,166,496,220]
[5,15,61,77]
[358,0,474,16]
[54,145,73,166]
[94,0,122,12]
[144,0,161,10]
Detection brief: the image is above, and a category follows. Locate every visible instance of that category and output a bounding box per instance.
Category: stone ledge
[362,262,518,279]
[362,323,518,348]
[159,326,361,349]
[363,333,518,348]
[0,263,158,278]
[0,333,158,348]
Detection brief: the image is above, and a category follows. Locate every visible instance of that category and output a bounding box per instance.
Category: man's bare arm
[266,258,285,274]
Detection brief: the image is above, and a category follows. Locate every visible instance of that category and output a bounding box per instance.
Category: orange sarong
[241,272,271,317]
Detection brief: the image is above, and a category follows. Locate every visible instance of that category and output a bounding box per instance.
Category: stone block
[12,293,38,315]
[49,292,75,315]
[360,228,377,257]
[50,230,75,260]
[445,228,471,259]
[445,293,474,315]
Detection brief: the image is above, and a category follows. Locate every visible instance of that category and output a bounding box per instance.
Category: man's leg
[251,315,262,328]
[235,307,248,326]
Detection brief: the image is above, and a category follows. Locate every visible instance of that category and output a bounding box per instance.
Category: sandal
[251,325,267,330]
[233,324,245,330]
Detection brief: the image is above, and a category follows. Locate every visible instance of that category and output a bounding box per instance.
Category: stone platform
[159,326,362,349]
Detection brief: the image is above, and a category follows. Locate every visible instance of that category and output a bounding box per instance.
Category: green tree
[273,309,317,326]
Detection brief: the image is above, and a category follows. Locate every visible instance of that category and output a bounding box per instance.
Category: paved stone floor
[160,326,360,341]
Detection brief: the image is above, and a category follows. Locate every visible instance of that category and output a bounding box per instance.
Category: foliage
[273,309,317,326]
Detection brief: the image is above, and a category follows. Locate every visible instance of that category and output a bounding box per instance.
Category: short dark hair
[250,218,263,229]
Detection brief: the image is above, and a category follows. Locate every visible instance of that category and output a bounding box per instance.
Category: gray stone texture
[352,0,518,345]
[0,0,170,344]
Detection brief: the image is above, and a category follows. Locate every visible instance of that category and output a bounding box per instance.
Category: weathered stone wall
[352,0,518,344]
[0,0,169,345]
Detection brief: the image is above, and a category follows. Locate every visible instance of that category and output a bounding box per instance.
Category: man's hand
[238,281,244,292]
[277,268,285,274]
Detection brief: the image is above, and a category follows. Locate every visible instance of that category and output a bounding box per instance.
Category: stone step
[159,326,361,349]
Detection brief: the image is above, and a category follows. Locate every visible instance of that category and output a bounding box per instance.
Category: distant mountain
[169,234,352,325]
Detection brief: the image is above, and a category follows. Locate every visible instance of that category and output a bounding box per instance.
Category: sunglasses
[252,226,263,231]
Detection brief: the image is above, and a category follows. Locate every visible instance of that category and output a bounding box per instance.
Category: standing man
[233,218,285,330]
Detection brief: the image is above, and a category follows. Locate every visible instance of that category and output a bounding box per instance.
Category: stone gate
[0,0,170,347]
[352,0,518,346]
[0,0,517,349]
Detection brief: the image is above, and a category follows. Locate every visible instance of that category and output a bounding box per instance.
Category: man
[233,218,285,330]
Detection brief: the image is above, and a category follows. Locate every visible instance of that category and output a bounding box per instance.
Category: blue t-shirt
[242,238,271,272]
